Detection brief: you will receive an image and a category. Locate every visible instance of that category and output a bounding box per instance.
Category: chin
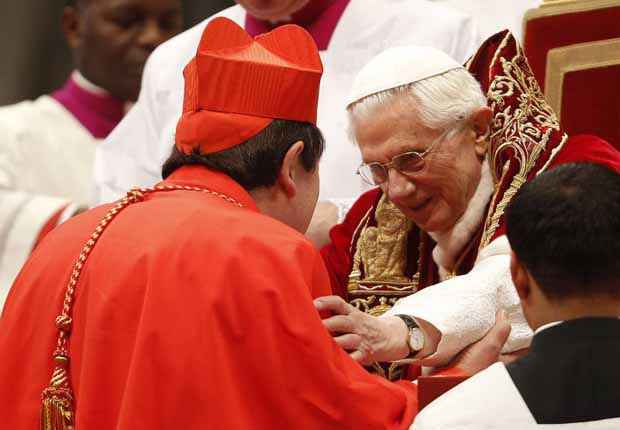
[418,213,457,235]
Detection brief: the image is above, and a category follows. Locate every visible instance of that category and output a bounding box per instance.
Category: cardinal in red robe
[0,18,420,430]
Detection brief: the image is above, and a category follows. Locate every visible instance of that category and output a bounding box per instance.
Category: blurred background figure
[0,0,183,306]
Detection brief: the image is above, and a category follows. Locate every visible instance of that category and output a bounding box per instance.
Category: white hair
[347,68,487,139]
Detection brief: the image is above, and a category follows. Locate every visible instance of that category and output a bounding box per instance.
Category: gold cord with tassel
[40,185,243,430]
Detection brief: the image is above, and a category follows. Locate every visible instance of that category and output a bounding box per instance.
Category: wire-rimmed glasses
[356,127,458,186]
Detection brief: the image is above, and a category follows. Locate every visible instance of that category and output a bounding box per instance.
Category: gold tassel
[40,355,74,430]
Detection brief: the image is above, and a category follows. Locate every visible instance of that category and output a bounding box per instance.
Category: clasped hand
[314,296,410,365]
[314,295,513,375]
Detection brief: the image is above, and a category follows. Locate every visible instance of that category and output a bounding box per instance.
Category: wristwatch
[395,314,425,354]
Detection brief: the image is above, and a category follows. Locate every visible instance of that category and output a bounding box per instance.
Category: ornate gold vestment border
[480,33,568,249]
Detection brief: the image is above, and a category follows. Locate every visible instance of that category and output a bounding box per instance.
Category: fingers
[322,315,355,335]
[314,295,355,316]
[349,350,366,363]
[487,309,512,351]
[334,333,362,351]
[499,347,528,364]
[450,309,513,375]
[468,310,511,362]
[350,346,373,365]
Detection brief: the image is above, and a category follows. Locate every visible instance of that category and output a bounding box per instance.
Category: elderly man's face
[353,98,489,233]
[235,0,309,20]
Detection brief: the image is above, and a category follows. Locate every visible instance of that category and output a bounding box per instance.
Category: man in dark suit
[413,162,620,429]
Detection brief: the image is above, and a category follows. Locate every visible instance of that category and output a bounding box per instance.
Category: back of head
[162,119,324,190]
[506,163,620,300]
[165,17,325,191]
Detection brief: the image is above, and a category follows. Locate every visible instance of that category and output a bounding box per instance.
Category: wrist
[382,316,411,361]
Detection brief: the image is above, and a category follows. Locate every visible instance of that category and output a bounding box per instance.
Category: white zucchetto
[347,46,464,107]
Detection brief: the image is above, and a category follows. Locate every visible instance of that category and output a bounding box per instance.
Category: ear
[470,106,492,158]
[61,5,82,51]
[510,251,531,302]
[277,140,305,199]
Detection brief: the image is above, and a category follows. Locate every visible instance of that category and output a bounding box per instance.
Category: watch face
[409,328,425,352]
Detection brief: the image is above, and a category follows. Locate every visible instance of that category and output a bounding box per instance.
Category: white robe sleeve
[448,12,483,64]
[91,50,166,204]
[0,120,72,306]
[384,236,532,366]
[92,8,243,205]
[0,190,69,307]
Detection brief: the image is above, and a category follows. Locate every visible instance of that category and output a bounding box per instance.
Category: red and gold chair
[523,0,620,148]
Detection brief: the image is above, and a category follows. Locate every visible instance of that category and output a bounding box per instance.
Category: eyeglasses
[356,127,458,186]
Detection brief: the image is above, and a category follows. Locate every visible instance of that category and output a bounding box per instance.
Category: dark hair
[506,163,620,299]
[162,119,324,190]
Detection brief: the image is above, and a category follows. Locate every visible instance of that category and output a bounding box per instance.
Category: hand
[499,347,528,364]
[438,309,512,375]
[314,295,410,365]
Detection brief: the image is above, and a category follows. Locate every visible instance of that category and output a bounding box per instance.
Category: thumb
[451,309,512,375]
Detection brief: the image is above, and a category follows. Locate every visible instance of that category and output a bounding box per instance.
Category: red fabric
[175,18,323,155]
[547,134,620,172]
[561,66,620,149]
[0,166,418,429]
[492,134,620,238]
[31,205,67,251]
[418,373,469,411]
[523,6,620,90]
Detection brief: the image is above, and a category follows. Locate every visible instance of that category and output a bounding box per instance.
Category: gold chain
[41,184,243,430]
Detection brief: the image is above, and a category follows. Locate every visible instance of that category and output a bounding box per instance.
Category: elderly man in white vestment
[316,31,620,381]
[0,0,182,306]
[92,0,481,216]
[413,163,620,429]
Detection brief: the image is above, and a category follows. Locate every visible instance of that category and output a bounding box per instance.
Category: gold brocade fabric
[347,195,421,317]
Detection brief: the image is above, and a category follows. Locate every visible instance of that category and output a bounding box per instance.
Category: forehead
[352,97,436,163]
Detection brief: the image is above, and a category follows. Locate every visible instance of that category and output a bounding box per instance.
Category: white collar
[72,70,109,96]
[534,320,564,335]
[429,159,494,279]
[535,317,620,335]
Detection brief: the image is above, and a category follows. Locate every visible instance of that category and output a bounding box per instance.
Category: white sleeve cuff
[384,235,532,365]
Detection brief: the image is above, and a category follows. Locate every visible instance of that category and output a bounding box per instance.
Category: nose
[136,19,168,53]
[385,168,416,203]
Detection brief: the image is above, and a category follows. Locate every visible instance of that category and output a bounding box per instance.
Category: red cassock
[0,166,417,429]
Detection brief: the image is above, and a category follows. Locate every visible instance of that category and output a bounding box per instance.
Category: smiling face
[235,0,309,21]
[64,0,183,101]
[352,96,488,233]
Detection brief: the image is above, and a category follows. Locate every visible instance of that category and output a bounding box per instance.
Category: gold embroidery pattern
[480,32,568,248]
[347,195,419,316]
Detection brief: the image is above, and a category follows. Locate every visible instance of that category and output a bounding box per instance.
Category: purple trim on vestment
[244,0,350,50]
[51,75,124,139]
